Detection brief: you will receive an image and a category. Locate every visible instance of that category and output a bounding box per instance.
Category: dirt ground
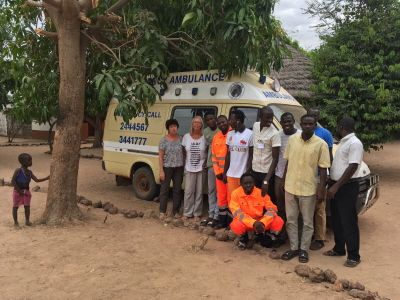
[0,137,399,300]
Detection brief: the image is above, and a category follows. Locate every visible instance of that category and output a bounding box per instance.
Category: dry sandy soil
[0,137,399,300]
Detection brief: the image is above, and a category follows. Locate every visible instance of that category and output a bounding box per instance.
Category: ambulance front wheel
[132,166,159,201]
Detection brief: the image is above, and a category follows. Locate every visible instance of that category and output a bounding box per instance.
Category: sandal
[323,249,346,257]
[344,259,361,268]
[310,240,325,250]
[281,250,299,261]
[237,241,246,251]
[200,219,209,226]
[299,251,309,263]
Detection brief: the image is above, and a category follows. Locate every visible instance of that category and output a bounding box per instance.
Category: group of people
[158,107,363,267]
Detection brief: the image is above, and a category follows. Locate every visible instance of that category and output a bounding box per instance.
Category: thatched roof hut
[268,45,315,103]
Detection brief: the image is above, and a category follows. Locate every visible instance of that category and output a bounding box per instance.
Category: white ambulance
[102,70,379,215]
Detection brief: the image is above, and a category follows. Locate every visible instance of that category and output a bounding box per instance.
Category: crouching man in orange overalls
[229,173,284,252]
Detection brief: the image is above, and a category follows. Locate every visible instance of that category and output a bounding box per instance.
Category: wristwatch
[263,180,268,185]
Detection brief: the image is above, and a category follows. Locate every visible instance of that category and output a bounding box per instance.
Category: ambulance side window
[229,107,259,130]
[172,106,218,136]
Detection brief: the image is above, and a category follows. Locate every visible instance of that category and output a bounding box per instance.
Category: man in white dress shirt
[324,117,363,268]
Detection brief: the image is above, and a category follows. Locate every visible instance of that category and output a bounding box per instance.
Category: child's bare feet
[182,216,188,220]
[25,222,34,227]
[14,223,21,229]
[159,213,165,220]
[174,213,181,219]
[194,216,201,222]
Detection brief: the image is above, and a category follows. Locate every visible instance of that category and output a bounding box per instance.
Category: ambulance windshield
[268,104,307,130]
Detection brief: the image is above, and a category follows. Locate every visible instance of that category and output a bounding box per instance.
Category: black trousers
[159,166,184,215]
[330,181,360,261]
[251,170,276,204]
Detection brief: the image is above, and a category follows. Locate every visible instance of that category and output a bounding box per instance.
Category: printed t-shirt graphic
[226,128,254,178]
[182,134,207,172]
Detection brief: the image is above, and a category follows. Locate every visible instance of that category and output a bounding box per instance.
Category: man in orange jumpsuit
[230,173,284,250]
[211,115,232,229]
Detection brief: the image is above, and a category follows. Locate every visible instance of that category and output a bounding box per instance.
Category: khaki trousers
[314,182,326,241]
[285,191,316,251]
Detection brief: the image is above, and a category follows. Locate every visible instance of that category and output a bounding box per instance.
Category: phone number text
[120,123,149,131]
[119,136,147,145]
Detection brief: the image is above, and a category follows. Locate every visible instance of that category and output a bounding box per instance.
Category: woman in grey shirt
[158,119,184,219]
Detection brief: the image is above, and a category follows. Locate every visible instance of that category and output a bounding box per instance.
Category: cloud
[274,0,321,49]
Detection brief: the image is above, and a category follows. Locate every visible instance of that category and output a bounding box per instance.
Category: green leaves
[308,1,400,151]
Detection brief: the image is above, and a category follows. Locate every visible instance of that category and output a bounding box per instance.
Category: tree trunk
[84,114,104,148]
[47,120,56,153]
[93,115,103,148]
[39,17,87,225]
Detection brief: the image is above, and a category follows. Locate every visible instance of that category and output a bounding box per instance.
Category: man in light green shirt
[202,113,220,226]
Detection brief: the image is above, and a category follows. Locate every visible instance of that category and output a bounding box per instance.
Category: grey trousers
[184,170,204,217]
[285,191,316,251]
[159,166,184,215]
[207,167,219,219]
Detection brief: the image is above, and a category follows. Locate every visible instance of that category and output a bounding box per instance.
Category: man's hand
[222,173,228,184]
[216,173,223,181]
[18,189,25,195]
[159,171,165,181]
[327,184,338,200]
[261,183,269,197]
[316,187,326,204]
[253,221,265,234]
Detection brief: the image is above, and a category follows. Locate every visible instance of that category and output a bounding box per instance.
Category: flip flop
[344,259,361,268]
[200,219,208,226]
[310,240,325,250]
[323,249,346,257]
[299,252,309,263]
[281,250,299,261]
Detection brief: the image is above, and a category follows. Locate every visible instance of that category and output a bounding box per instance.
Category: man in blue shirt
[307,107,333,250]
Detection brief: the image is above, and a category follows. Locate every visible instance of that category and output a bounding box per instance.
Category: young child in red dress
[11,153,49,229]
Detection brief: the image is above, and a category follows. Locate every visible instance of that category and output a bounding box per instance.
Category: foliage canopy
[306,0,400,150]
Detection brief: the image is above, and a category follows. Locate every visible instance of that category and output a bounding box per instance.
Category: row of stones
[0,141,90,147]
[294,265,389,300]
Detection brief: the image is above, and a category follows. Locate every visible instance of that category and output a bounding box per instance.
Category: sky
[274,0,322,50]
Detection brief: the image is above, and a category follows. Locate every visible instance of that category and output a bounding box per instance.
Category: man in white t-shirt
[251,106,281,199]
[223,110,254,200]
[324,117,363,268]
[273,112,301,247]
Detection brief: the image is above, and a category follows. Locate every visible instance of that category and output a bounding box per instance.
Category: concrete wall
[0,105,32,138]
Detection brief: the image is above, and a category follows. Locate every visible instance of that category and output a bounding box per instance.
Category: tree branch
[91,14,122,30]
[106,0,130,14]
[81,30,119,61]
[90,0,129,32]
[43,0,62,9]
[167,40,185,53]
[78,0,93,12]
[34,29,58,41]
[164,37,215,62]
[62,0,80,18]
[21,0,44,8]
